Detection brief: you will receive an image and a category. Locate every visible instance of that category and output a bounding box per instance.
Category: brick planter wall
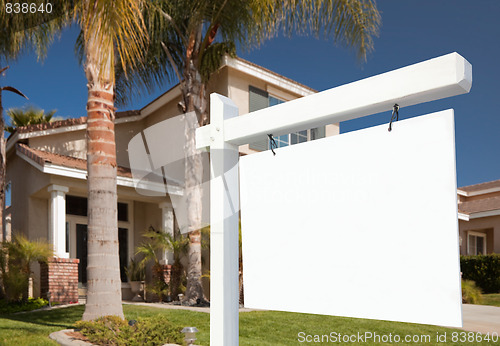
[160,264,172,284]
[40,257,79,304]
[145,264,172,302]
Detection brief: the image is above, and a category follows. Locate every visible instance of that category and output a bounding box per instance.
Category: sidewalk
[122,300,256,313]
[461,304,500,334]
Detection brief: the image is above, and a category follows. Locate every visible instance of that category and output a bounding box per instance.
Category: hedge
[460,254,500,294]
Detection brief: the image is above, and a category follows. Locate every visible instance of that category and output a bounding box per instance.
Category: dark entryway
[76,224,128,284]
[76,224,87,284]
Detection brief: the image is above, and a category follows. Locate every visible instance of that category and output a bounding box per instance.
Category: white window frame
[467,231,487,255]
[269,94,314,148]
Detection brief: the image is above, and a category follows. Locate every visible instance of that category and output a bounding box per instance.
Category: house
[4,56,339,303]
[458,179,500,255]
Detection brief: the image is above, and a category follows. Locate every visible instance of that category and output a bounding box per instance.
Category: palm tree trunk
[183,52,208,304]
[82,61,124,320]
[0,89,5,243]
[0,90,7,300]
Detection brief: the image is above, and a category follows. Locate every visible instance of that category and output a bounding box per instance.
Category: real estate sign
[240,110,462,327]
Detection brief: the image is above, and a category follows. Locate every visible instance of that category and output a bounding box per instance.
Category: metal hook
[388,104,400,132]
[268,134,277,156]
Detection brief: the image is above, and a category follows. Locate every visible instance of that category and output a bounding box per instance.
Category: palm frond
[135,242,159,268]
[74,0,148,83]
[0,0,70,63]
[199,41,236,82]
[5,106,56,132]
[1,86,28,99]
[254,0,381,61]
[113,0,379,108]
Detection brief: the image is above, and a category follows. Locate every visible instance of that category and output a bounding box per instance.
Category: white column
[159,202,174,265]
[48,185,69,258]
[209,94,240,345]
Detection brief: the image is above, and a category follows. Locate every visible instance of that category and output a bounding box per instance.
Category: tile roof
[458,196,500,215]
[12,110,141,135]
[16,143,132,178]
[458,179,500,193]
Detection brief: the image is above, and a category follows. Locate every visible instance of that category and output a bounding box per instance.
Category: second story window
[248,86,325,151]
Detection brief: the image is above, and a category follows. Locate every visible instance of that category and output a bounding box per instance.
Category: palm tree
[1,1,147,318]
[5,106,56,133]
[137,227,189,301]
[0,234,53,302]
[70,0,148,321]
[120,0,381,304]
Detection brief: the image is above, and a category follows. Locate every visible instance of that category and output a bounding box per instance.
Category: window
[248,86,325,151]
[66,195,87,216]
[65,221,70,253]
[468,232,486,255]
[66,195,128,221]
[118,228,128,282]
[117,202,128,222]
[5,181,11,207]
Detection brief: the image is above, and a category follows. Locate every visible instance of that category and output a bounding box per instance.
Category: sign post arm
[196,52,472,149]
[209,93,240,345]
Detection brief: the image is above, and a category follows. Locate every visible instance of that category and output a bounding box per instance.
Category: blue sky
[2,0,499,187]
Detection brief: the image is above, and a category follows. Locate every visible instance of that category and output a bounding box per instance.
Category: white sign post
[196,52,472,346]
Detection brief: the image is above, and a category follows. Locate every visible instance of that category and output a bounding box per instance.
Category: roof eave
[15,146,183,196]
[467,209,500,220]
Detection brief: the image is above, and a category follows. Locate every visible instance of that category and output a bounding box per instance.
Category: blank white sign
[240,110,462,327]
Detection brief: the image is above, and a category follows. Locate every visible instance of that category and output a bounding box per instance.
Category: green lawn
[0,304,496,345]
[482,293,500,307]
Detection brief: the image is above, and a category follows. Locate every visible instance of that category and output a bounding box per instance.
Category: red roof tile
[459,179,500,193]
[13,110,140,135]
[16,143,132,178]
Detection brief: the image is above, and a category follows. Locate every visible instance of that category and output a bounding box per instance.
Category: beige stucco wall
[326,123,340,136]
[28,120,145,170]
[29,129,86,159]
[7,153,51,299]
[7,153,51,240]
[143,68,229,130]
[459,216,500,255]
[133,201,163,249]
[29,197,48,241]
[208,67,230,97]
[144,95,184,128]
[115,120,144,169]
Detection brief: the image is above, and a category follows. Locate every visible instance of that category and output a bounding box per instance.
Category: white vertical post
[47,184,69,258]
[159,202,174,264]
[209,94,240,345]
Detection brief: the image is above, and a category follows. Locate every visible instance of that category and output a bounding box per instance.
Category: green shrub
[2,268,29,302]
[147,279,169,303]
[0,235,53,302]
[0,297,49,314]
[461,254,500,293]
[133,315,186,346]
[462,280,483,304]
[75,314,186,346]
